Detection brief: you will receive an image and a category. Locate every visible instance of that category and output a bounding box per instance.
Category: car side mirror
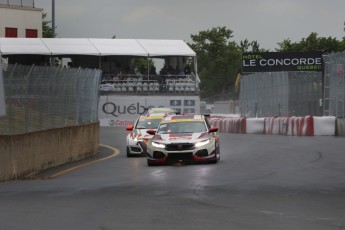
[209,127,218,133]
[147,129,156,135]
[126,125,134,131]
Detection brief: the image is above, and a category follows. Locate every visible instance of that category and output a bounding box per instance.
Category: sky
[34,0,345,50]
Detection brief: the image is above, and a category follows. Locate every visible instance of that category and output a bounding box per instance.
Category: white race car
[125,113,167,157]
[146,114,220,165]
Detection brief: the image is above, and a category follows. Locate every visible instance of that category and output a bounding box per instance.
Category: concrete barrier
[246,118,265,134]
[0,122,99,182]
[210,117,246,134]
[210,114,340,136]
[264,116,311,136]
[336,118,345,136]
[314,116,336,136]
[287,116,314,136]
[264,117,290,135]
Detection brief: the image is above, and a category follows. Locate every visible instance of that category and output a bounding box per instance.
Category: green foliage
[240,39,269,52]
[189,26,242,102]
[42,12,54,38]
[132,58,155,75]
[188,23,345,102]
[276,32,345,53]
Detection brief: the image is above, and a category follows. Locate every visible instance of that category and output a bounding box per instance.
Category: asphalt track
[0,126,344,230]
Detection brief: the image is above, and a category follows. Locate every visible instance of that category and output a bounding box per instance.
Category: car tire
[209,144,219,164]
[126,147,131,157]
[147,159,158,166]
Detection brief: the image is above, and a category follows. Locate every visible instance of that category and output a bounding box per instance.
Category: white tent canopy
[0,38,196,57]
[90,39,148,57]
[0,38,51,55]
[42,38,100,56]
[137,39,196,57]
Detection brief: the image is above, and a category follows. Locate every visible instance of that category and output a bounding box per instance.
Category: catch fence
[323,52,345,117]
[0,0,35,7]
[239,71,323,117]
[0,64,101,135]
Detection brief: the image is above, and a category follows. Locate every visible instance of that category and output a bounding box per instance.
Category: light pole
[51,0,56,66]
[52,0,55,38]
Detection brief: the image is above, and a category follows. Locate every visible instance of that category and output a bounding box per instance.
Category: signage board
[242,51,323,73]
[98,95,200,126]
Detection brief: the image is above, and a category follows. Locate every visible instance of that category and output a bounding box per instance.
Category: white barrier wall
[337,118,345,136]
[246,118,265,134]
[210,115,339,136]
[313,116,336,136]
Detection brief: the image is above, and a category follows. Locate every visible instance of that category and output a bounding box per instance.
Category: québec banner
[242,51,323,73]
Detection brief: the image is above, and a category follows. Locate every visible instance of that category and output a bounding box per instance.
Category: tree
[42,12,54,38]
[132,58,155,75]
[276,32,345,53]
[240,39,269,52]
[188,26,242,102]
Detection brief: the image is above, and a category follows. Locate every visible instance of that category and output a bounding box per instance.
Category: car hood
[154,132,210,143]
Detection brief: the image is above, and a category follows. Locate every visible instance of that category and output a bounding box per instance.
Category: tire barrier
[210,115,339,136]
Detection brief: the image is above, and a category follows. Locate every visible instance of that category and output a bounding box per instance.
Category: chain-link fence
[239,71,323,117]
[0,64,101,135]
[323,52,345,118]
[0,0,35,7]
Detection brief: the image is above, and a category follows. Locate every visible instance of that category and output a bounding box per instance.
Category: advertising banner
[99,95,200,126]
[0,53,6,117]
[242,51,323,73]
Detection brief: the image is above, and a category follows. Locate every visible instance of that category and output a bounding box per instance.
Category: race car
[146,114,220,166]
[146,107,177,115]
[125,113,168,157]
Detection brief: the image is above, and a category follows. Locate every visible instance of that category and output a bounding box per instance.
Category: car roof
[147,107,175,114]
[139,113,167,120]
[161,114,205,124]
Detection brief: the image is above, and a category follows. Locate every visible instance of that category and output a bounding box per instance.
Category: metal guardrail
[0,64,101,135]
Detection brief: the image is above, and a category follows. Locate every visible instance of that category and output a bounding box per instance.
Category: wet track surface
[0,127,345,230]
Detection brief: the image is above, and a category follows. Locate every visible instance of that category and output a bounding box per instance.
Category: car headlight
[152,141,166,148]
[195,139,210,147]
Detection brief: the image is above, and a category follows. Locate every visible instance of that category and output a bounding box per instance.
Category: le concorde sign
[242,51,323,73]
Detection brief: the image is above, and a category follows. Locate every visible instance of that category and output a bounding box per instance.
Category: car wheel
[147,159,159,166]
[209,145,219,164]
[126,147,131,157]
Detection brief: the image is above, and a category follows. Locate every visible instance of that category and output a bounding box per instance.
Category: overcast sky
[34,0,345,50]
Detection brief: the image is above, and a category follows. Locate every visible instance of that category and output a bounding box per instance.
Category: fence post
[24,64,35,132]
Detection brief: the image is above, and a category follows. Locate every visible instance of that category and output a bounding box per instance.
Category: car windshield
[157,122,207,134]
[135,118,162,129]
